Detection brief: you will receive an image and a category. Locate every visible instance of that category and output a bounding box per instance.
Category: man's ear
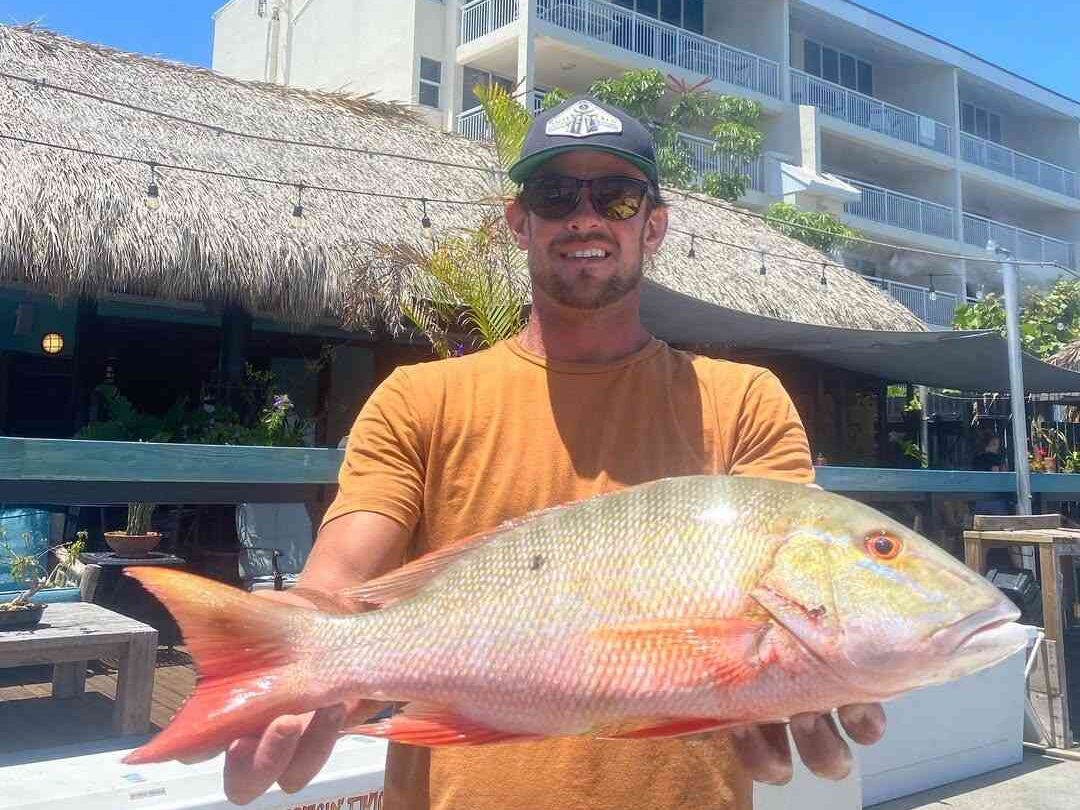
[643,202,668,257]
[505,200,530,250]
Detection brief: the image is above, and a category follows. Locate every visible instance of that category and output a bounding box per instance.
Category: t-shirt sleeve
[320,366,427,532]
[729,370,814,485]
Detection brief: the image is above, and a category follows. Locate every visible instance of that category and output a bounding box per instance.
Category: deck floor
[0,647,193,753]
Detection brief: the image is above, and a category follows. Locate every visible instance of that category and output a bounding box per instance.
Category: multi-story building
[212,0,1080,328]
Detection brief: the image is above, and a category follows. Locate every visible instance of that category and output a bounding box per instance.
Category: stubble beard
[530,242,646,311]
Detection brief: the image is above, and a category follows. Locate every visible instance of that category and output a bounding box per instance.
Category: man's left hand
[730,703,886,785]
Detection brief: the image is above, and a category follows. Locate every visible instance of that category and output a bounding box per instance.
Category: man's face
[505,151,668,311]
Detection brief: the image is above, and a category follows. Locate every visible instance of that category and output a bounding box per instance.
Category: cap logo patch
[545,100,623,138]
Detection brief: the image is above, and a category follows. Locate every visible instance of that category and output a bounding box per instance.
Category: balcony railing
[960,132,1078,200]
[863,276,963,327]
[676,132,766,193]
[457,90,546,142]
[461,0,519,44]
[534,0,781,99]
[791,70,952,156]
[840,177,955,240]
[963,213,1076,269]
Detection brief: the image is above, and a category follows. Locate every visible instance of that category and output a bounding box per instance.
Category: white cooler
[0,736,387,810]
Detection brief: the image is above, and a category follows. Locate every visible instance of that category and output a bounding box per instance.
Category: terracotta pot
[104,531,162,558]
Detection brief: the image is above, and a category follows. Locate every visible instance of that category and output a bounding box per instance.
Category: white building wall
[706,0,786,64]
[874,64,957,126]
[212,0,273,82]
[288,0,416,101]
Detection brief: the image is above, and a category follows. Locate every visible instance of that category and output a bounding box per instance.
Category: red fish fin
[601,717,745,740]
[346,702,539,747]
[592,618,769,689]
[339,529,499,608]
[121,568,318,764]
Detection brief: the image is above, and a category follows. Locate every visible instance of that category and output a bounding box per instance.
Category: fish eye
[866,532,902,560]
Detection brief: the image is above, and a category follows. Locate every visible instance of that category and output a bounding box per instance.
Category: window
[609,0,702,32]
[418,57,441,108]
[961,102,1003,143]
[804,38,873,95]
[461,67,513,111]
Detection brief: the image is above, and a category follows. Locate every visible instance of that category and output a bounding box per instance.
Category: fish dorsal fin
[338,527,499,608]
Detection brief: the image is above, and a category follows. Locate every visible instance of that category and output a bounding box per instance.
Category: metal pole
[991,241,1032,515]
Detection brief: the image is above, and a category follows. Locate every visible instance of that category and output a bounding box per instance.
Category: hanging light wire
[0,69,500,176]
[5,67,1075,274]
[0,129,1071,287]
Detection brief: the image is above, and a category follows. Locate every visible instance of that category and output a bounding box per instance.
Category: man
[219,96,885,808]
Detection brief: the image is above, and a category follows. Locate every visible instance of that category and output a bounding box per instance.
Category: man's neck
[516,292,653,364]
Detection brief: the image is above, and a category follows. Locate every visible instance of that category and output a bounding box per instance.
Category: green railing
[2,437,1078,506]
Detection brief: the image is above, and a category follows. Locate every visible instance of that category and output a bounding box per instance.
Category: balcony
[960,132,1079,200]
[461,0,519,45]
[962,213,1076,269]
[791,70,952,157]
[862,276,964,328]
[456,90,545,142]
[459,0,783,99]
[676,132,766,194]
[840,177,955,240]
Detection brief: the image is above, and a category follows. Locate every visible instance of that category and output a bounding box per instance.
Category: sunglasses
[520,175,653,221]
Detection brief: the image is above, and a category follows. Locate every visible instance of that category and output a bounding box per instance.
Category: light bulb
[144,181,161,211]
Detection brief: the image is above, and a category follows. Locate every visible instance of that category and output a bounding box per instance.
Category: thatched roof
[1047,340,1080,371]
[0,25,923,333]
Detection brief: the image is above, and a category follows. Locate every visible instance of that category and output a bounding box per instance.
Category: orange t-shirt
[322,336,814,810]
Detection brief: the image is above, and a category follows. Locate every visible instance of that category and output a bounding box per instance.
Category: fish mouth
[930,600,1021,656]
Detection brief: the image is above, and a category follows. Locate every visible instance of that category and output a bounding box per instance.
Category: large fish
[124,475,1025,764]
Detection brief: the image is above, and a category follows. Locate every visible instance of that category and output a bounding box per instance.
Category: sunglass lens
[591,178,647,221]
[523,178,580,219]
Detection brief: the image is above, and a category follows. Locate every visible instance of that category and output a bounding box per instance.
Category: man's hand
[731,703,886,785]
[209,511,409,805]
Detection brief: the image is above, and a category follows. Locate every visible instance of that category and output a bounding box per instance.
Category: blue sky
[0,1,1078,102]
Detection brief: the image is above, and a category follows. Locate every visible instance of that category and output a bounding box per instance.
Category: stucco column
[444,0,464,133]
[780,0,791,103]
[517,0,538,103]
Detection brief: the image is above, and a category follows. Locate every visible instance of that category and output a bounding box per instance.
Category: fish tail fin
[122,568,329,765]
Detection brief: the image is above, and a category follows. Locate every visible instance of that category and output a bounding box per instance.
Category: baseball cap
[507,96,659,185]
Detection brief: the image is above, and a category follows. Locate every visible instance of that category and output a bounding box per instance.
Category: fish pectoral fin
[344,702,540,747]
[599,717,747,740]
[592,617,770,689]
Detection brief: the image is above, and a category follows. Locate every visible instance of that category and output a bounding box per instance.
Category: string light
[1,129,1070,295]
[144,162,161,211]
[3,66,1076,280]
[687,234,696,259]
[291,183,305,227]
[759,250,767,276]
[420,199,432,234]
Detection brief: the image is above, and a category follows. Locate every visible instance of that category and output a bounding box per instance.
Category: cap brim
[508,144,658,184]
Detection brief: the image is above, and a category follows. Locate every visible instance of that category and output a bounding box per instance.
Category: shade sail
[640,282,1080,393]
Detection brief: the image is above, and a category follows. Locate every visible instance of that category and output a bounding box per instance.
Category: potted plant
[0,531,87,628]
[104,503,161,557]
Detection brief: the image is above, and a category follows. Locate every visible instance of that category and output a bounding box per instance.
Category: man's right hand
[222,703,349,805]
[206,511,411,804]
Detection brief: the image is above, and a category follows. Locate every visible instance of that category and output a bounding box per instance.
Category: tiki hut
[0,24,922,457]
[0,24,921,332]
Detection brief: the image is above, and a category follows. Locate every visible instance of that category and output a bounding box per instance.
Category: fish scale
[122,474,1027,762]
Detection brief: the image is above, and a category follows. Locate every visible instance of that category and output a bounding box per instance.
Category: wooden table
[0,602,158,735]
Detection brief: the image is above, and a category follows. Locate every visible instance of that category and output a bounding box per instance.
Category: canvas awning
[640,282,1080,393]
